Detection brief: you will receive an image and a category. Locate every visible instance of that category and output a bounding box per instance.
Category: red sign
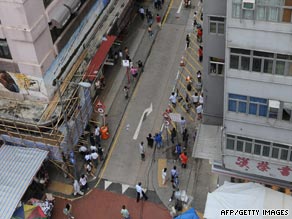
[235,157,249,170]
[278,166,292,176]
[257,161,270,172]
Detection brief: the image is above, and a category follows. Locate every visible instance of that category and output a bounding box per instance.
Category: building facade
[203,0,292,189]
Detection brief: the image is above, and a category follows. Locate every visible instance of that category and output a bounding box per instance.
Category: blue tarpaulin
[175,208,199,219]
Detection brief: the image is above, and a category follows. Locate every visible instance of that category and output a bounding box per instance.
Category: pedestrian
[146,133,154,148]
[192,92,199,106]
[73,179,84,196]
[136,182,148,202]
[196,104,203,120]
[169,175,179,202]
[78,144,87,156]
[63,203,75,219]
[139,7,145,20]
[119,49,123,59]
[123,86,129,99]
[169,92,177,107]
[154,132,163,148]
[175,143,182,160]
[79,174,88,191]
[171,166,178,181]
[89,133,96,147]
[197,27,202,43]
[186,34,190,48]
[147,11,153,25]
[162,167,167,185]
[85,160,96,179]
[121,205,130,219]
[148,25,153,37]
[91,149,99,167]
[97,145,104,161]
[124,47,129,57]
[198,46,203,62]
[94,125,101,145]
[157,0,162,10]
[197,70,202,83]
[182,128,189,149]
[84,151,91,162]
[180,116,186,134]
[139,142,145,160]
[179,152,188,168]
[156,14,161,28]
[154,0,158,9]
[171,128,177,144]
[130,66,138,80]
[199,93,204,105]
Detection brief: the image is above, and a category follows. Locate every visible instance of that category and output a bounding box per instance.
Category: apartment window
[209,16,225,34]
[210,57,224,75]
[0,39,12,59]
[268,100,280,119]
[226,135,292,162]
[43,0,53,8]
[230,48,292,76]
[228,94,248,113]
[248,96,268,117]
[282,102,292,122]
[232,0,292,23]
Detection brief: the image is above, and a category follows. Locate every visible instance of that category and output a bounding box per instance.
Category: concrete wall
[202,0,226,125]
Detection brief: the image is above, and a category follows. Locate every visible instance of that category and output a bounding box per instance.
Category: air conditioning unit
[242,0,255,10]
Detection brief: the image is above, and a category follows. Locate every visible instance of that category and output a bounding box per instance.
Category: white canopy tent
[204,182,292,219]
[0,145,48,219]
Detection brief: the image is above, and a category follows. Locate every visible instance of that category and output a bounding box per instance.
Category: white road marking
[177,0,184,14]
[133,103,153,140]
[122,184,130,194]
[104,180,112,190]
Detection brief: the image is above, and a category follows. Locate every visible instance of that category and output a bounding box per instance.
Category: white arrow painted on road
[133,103,153,140]
[177,0,184,14]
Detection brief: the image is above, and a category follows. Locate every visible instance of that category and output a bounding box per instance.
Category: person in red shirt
[156,14,161,28]
[197,27,202,43]
[179,152,188,168]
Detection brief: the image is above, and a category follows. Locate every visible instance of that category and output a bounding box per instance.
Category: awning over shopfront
[84,35,117,82]
[0,145,48,219]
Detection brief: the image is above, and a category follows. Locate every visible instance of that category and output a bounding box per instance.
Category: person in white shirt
[91,150,98,167]
[196,104,203,120]
[199,93,204,105]
[73,180,84,196]
[84,152,91,162]
[135,182,148,202]
[162,168,167,185]
[180,116,186,134]
[191,92,199,106]
[169,92,177,107]
[79,174,88,191]
[139,142,145,160]
[121,205,130,219]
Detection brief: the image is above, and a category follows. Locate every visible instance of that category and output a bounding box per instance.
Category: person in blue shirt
[154,131,163,148]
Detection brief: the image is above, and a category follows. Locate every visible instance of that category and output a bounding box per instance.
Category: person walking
[179,152,188,168]
[192,92,199,106]
[139,142,145,160]
[198,46,203,62]
[73,179,84,196]
[79,174,88,191]
[139,7,145,20]
[154,132,163,148]
[136,182,148,202]
[171,166,178,181]
[156,14,161,28]
[123,86,129,99]
[146,133,154,148]
[97,145,104,162]
[162,167,167,185]
[148,25,154,37]
[171,128,177,144]
[121,205,130,219]
[91,149,98,167]
[180,117,186,134]
[175,143,182,161]
[85,160,96,179]
[130,66,138,80]
[94,125,101,145]
[182,128,189,149]
[169,175,179,202]
[186,34,190,48]
[169,92,177,108]
[63,203,75,219]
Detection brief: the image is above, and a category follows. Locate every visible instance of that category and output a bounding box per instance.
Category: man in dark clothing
[171,128,177,144]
